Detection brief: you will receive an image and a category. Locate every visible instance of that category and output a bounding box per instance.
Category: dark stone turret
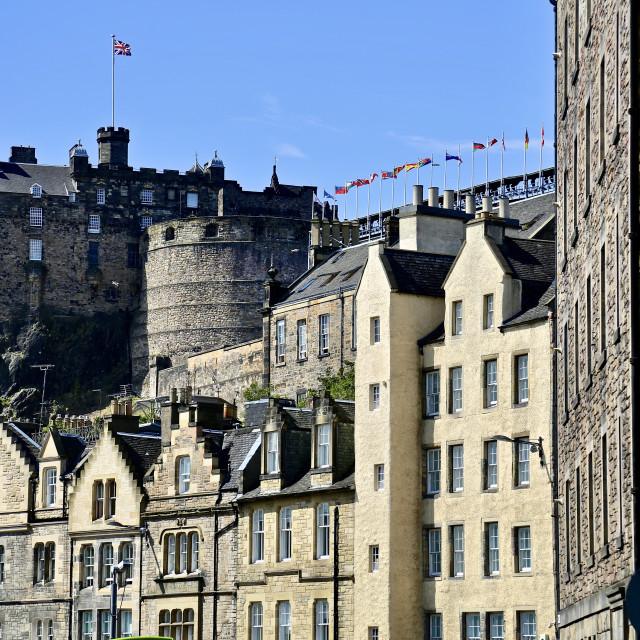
[97,126,130,168]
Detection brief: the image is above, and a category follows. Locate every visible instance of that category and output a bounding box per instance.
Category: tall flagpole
[355,183,358,220]
[471,143,475,194]
[539,121,544,191]
[367,179,371,239]
[404,166,407,205]
[430,154,434,188]
[391,175,395,215]
[344,183,347,221]
[444,150,448,192]
[457,145,461,208]
[501,131,505,197]
[378,172,382,217]
[111,35,115,127]
[485,136,489,196]
[417,161,420,186]
[523,130,528,198]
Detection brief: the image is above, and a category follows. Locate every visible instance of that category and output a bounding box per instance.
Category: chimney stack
[482,196,493,215]
[443,190,455,209]
[498,197,510,218]
[413,184,424,206]
[428,187,439,207]
[465,195,476,215]
[10,146,37,164]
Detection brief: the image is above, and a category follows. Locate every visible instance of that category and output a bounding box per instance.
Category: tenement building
[554,0,638,638]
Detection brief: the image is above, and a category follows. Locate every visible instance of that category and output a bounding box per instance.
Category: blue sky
[1,0,556,216]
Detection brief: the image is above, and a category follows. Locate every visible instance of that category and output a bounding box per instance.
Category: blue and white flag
[324,190,335,201]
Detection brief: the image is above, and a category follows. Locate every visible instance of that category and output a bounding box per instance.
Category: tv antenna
[31,364,55,426]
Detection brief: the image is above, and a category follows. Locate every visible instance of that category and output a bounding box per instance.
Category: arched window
[101,543,114,586]
[278,601,291,640]
[94,481,104,519]
[83,546,94,587]
[34,619,43,640]
[106,481,117,518]
[190,532,199,571]
[165,227,175,241]
[46,620,53,640]
[164,532,199,574]
[178,533,188,574]
[121,542,134,583]
[159,610,170,637]
[205,223,218,238]
[178,457,191,494]
[166,534,176,574]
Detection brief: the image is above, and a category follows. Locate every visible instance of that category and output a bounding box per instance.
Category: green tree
[317,360,355,401]
[242,381,279,402]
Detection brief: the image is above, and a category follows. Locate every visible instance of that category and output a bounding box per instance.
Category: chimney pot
[498,197,510,218]
[428,187,439,207]
[465,195,476,215]
[413,184,424,206]
[443,190,455,210]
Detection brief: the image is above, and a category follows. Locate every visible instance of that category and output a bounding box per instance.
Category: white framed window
[88,215,101,233]
[317,503,330,558]
[486,440,498,489]
[488,522,499,574]
[453,300,463,335]
[429,614,442,640]
[426,371,440,416]
[517,526,532,572]
[426,449,441,494]
[29,239,42,261]
[178,456,191,494]
[94,481,104,519]
[140,215,152,229]
[34,544,45,583]
[96,188,105,204]
[451,367,463,412]
[140,189,153,204]
[517,355,529,403]
[375,464,385,491]
[485,293,494,328]
[276,319,286,363]
[46,620,53,640]
[107,480,116,518]
[68,192,76,203]
[179,532,188,574]
[252,510,264,563]
[120,610,132,637]
[83,546,94,587]
[519,612,537,640]
[315,599,329,640]
[47,543,55,582]
[486,359,498,407]
[370,628,379,640]
[428,528,441,576]
[187,192,198,208]
[100,610,111,640]
[370,384,380,411]
[297,320,307,360]
[371,317,381,344]
[279,601,291,640]
[101,543,114,586]
[266,431,279,474]
[370,545,380,572]
[517,442,530,486]
[490,613,505,640]
[190,532,199,572]
[122,542,133,582]
[452,445,464,492]
[45,468,56,506]
[319,314,329,354]
[30,207,43,227]
[466,613,481,640]
[317,424,330,467]
[251,603,263,640]
[452,525,464,576]
[279,507,292,561]
[31,184,42,198]
[167,534,176,573]
[81,611,93,640]
[35,619,43,640]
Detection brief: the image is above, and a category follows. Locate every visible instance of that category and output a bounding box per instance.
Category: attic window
[31,184,42,198]
[299,278,316,292]
[322,273,338,286]
[342,267,361,281]
[331,251,346,264]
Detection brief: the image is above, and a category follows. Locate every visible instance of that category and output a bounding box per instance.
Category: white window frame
[429,614,442,640]
[428,528,441,576]
[140,215,153,229]
[315,600,329,640]
[517,442,530,486]
[276,319,286,363]
[31,184,42,198]
[487,441,498,489]
[88,215,101,234]
[30,207,43,227]
[45,468,57,506]
[317,503,330,558]
[140,189,153,205]
[179,532,188,574]
[426,371,440,416]
[427,449,441,494]
[81,611,93,640]
[83,546,94,587]
[252,510,264,563]
[102,543,114,586]
[375,464,385,491]
[485,293,494,328]
[279,601,291,640]
[452,367,463,413]
[119,610,132,637]
[517,526,532,572]
[190,532,199,572]
[46,620,54,640]
[106,480,116,518]
[186,192,198,208]
[452,445,464,492]
[167,534,176,573]
[371,317,381,344]
[101,610,111,640]
[490,613,505,640]
[178,456,191,494]
[370,545,380,572]
[319,314,329,354]
[517,355,529,403]
[251,602,263,640]
[488,522,500,575]
[35,619,43,640]
[486,359,498,407]
[267,431,279,474]
[29,239,43,261]
[122,542,133,583]
[279,507,292,561]
[297,319,307,360]
[453,300,463,335]
[96,188,105,205]
[466,613,481,640]
[317,424,330,468]
[519,612,537,640]
[370,384,380,411]
[453,525,464,576]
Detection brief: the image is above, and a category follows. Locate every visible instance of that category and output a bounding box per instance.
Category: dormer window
[317,424,330,467]
[31,184,42,198]
[45,468,57,507]
[266,432,279,474]
[178,456,191,494]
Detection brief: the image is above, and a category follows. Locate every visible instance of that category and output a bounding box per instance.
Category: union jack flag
[114,39,132,56]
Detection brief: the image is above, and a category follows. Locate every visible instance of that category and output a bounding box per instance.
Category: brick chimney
[10,146,37,164]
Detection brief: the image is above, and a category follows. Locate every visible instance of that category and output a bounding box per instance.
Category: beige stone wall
[423,219,555,640]
[354,242,445,640]
[236,493,354,640]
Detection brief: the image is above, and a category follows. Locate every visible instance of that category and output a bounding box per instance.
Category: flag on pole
[370,172,378,182]
[432,163,441,167]
[393,165,405,177]
[502,133,506,150]
[382,171,396,179]
[356,178,369,186]
[473,142,485,151]
[418,158,432,167]
[541,124,545,148]
[346,180,358,190]
[489,138,498,147]
[335,185,347,195]
[324,190,335,200]
[405,162,420,172]
[524,128,530,150]
[446,153,462,163]
[114,39,132,56]
[313,192,321,205]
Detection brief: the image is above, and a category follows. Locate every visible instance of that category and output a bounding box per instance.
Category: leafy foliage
[316,360,355,401]
[242,381,280,402]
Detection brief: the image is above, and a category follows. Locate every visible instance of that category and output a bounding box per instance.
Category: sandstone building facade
[554,0,638,638]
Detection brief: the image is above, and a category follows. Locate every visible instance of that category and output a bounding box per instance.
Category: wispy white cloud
[275,142,306,159]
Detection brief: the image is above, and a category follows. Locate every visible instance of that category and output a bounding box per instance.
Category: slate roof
[220,427,261,491]
[239,471,355,501]
[0,162,76,196]
[59,433,88,473]
[277,241,372,306]
[495,237,555,283]
[244,398,295,428]
[381,249,455,297]
[118,433,162,479]
[418,322,445,346]
[334,400,355,422]
[4,422,41,463]
[502,282,556,328]
[507,192,555,230]
[282,407,313,430]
